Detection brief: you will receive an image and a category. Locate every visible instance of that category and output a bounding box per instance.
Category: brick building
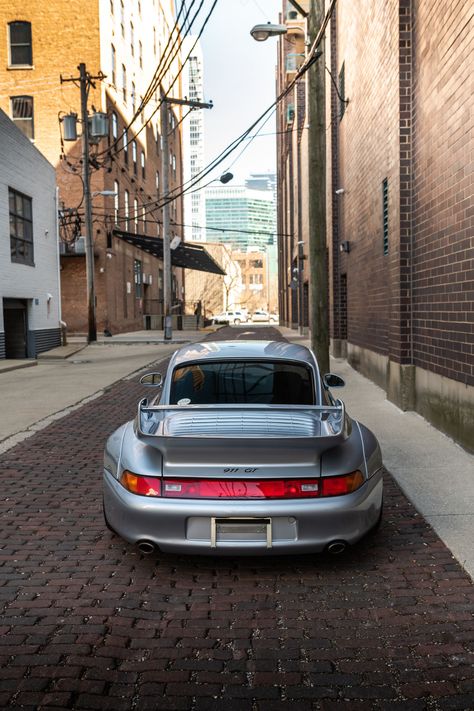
[277,0,473,449]
[0,0,217,335]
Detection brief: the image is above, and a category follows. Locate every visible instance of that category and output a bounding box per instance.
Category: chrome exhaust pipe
[327,540,347,555]
[137,540,156,555]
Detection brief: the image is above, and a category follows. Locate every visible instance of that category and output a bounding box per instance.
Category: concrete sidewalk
[279,326,474,579]
[1,325,473,578]
[0,329,206,454]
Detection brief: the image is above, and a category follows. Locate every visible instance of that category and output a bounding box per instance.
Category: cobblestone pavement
[1,327,473,710]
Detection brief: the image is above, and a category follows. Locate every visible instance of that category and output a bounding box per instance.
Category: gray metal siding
[0,332,5,359]
[33,328,61,355]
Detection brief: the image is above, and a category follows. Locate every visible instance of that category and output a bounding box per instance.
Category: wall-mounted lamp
[340,241,350,253]
[335,188,345,195]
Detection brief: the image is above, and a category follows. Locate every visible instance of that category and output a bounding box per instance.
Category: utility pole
[60,64,105,344]
[160,93,213,341]
[79,63,96,343]
[307,0,329,373]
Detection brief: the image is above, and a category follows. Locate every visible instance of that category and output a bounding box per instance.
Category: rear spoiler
[136,400,350,441]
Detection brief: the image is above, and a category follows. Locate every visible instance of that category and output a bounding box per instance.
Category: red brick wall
[411,0,473,384]
[332,0,401,359]
[330,0,473,387]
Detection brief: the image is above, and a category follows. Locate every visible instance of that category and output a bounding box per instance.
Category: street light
[250,22,287,41]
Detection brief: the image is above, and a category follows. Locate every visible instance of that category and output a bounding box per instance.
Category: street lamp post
[250,1,330,372]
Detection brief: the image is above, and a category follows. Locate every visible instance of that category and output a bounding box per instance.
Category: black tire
[234,318,241,325]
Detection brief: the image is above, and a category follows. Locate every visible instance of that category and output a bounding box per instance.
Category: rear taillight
[120,471,365,499]
[161,478,320,499]
[120,471,161,496]
[320,470,365,496]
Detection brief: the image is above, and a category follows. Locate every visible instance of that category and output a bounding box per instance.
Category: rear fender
[118,421,163,479]
[320,424,366,478]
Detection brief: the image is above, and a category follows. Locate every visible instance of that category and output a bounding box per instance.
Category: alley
[0,327,473,710]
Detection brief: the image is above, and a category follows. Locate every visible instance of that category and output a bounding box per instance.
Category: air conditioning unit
[74,237,86,254]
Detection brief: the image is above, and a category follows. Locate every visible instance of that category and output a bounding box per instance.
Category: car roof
[171,340,316,367]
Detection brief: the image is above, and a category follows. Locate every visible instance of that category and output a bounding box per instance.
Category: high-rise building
[205,183,276,251]
[0,0,189,334]
[181,36,206,242]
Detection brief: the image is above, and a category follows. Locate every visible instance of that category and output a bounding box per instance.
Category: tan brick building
[0,0,190,334]
[277,0,473,449]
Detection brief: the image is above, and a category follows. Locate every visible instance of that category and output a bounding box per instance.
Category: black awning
[113,229,226,275]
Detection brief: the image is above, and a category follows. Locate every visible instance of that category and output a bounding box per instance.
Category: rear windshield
[169,360,314,405]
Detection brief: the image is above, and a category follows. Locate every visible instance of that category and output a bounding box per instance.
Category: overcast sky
[199,0,279,184]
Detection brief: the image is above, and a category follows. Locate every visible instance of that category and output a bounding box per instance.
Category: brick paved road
[1,327,473,710]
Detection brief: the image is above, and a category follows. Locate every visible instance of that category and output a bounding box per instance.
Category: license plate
[211,517,272,548]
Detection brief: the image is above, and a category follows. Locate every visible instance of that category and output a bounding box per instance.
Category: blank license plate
[211,517,272,547]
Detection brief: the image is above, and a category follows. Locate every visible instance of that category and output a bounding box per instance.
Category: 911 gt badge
[224,467,258,473]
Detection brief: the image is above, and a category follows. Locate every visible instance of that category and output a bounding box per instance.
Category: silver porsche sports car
[103,340,383,555]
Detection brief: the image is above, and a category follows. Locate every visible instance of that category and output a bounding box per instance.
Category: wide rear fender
[321,421,379,478]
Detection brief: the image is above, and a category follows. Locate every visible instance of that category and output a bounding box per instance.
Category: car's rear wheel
[234,318,241,324]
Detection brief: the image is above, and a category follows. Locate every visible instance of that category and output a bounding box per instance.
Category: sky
[198,0,280,184]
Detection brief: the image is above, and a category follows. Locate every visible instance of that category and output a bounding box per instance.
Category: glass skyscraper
[205,181,276,251]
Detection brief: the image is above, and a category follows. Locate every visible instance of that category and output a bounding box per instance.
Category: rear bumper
[103,469,383,555]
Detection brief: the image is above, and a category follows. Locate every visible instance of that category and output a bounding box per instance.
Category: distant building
[205,184,276,251]
[182,36,206,243]
[184,242,240,317]
[0,0,186,335]
[0,110,61,359]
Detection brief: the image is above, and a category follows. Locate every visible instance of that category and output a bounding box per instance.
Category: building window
[142,206,146,230]
[132,140,137,174]
[155,170,159,192]
[134,198,138,232]
[11,96,34,139]
[138,40,143,68]
[130,21,134,55]
[120,0,125,36]
[123,128,128,163]
[111,44,116,86]
[141,151,145,179]
[114,180,119,224]
[338,62,346,120]
[112,111,118,140]
[382,178,389,255]
[134,259,142,298]
[122,64,127,102]
[172,154,176,175]
[9,188,34,265]
[131,81,136,113]
[110,0,114,14]
[124,189,129,228]
[8,21,32,66]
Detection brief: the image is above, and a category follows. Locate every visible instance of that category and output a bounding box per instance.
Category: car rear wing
[136,400,350,458]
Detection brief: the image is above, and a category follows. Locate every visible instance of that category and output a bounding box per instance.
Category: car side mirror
[140,372,163,387]
[323,373,345,388]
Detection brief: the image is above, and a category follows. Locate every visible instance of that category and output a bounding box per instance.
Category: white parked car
[212,310,246,325]
[251,310,278,323]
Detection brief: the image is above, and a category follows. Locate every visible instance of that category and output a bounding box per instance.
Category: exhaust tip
[137,540,156,555]
[327,540,347,555]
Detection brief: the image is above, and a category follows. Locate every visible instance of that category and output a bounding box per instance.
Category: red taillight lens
[320,470,365,497]
[120,471,161,497]
[120,471,365,499]
[162,478,320,499]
